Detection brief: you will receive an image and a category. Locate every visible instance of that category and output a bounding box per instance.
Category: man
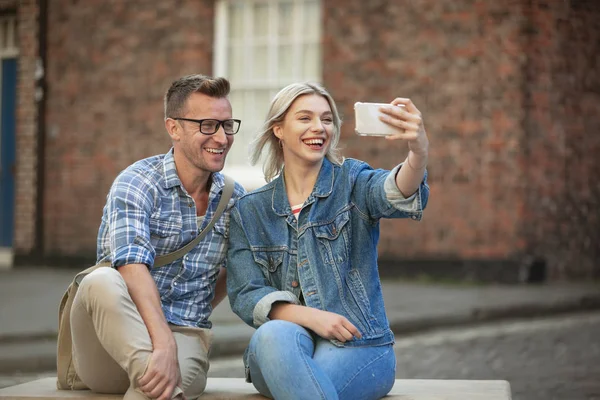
[70,75,246,400]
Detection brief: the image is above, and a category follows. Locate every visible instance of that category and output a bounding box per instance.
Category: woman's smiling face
[274,94,334,167]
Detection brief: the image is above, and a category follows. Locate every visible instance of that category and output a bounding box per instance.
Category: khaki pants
[70,267,211,400]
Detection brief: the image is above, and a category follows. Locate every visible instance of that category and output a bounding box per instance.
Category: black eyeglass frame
[173,117,242,135]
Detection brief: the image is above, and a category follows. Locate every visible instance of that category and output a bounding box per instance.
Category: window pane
[252,44,269,81]
[278,2,294,37]
[228,46,245,81]
[229,91,244,121]
[303,1,321,39]
[253,90,272,122]
[239,91,259,164]
[302,44,320,79]
[278,45,294,80]
[253,3,269,39]
[228,3,244,40]
[231,90,251,149]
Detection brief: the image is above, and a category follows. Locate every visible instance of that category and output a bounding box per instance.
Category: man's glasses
[173,118,241,135]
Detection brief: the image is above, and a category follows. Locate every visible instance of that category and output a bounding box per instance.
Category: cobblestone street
[392,312,600,400]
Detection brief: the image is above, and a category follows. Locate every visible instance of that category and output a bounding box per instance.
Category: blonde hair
[251,82,343,182]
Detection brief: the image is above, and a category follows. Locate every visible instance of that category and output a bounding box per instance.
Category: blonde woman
[226,83,430,400]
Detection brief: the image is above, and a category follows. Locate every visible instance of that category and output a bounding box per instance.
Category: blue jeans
[246,320,396,400]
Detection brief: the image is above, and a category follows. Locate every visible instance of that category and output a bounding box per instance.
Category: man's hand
[138,341,182,400]
[117,264,182,400]
[304,309,362,342]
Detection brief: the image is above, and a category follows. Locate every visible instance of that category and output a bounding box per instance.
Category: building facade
[2,0,598,280]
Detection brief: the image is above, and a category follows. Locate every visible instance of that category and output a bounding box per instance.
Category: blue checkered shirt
[96,148,246,328]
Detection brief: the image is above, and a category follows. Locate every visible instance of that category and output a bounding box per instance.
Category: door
[0,58,17,247]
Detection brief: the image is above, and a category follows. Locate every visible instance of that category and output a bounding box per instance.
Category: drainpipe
[34,0,47,260]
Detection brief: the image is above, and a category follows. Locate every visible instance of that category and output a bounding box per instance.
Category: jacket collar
[272,158,335,216]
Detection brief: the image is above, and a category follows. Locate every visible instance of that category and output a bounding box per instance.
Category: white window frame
[214,0,322,190]
[0,15,18,59]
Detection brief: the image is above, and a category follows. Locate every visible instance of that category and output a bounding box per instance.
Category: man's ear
[165,118,180,141]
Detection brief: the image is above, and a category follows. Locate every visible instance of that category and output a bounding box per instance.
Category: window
[214,0,322,189]
[0,15,18,58]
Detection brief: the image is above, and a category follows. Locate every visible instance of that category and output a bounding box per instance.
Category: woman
[226,82,430,400]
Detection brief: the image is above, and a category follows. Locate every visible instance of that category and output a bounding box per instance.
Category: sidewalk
[1,267,599,374]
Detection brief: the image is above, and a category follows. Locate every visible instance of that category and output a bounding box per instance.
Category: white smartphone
[354,102,405,136]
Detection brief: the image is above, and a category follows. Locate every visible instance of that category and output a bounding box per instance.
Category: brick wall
[323,0,528,262]
[43,0,215,255]
[521,0,600,279]
[13,0,598,279]
[323,0,599,279]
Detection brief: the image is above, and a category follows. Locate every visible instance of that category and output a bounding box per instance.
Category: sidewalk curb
[2,294,600,374]
[0,332,56,345]
[389,294,600,335]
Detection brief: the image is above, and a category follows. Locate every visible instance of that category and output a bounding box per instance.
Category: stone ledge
[0,377,512,400]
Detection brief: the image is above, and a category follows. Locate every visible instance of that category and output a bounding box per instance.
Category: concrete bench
[0,377,512,400]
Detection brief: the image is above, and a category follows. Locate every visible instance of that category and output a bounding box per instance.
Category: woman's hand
[269,303,362,342]
[306,309,362,342]
[379,98,429,158]
[378,98,429,197]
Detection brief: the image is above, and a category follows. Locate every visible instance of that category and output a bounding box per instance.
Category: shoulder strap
[154,175,235,267]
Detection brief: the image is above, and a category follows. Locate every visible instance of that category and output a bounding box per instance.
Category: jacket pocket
[252,248,286,288]
[314,211,351,265]
[346,268,381,332]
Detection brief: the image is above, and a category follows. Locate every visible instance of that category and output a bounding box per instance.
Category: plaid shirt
[97,148,245,328]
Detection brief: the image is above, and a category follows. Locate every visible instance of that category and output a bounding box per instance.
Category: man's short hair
[164,74,231,119]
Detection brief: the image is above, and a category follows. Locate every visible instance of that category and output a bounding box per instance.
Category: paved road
[3,312,600,400]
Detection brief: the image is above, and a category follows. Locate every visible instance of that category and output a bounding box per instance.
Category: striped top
[291,203,303,219]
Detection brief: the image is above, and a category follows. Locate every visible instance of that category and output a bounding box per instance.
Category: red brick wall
[13,0,598,279]
[521,0,600,279]
[323,0,528,262]
[322,0,599,279]
[43,0,215,255]
[1,0,40,254]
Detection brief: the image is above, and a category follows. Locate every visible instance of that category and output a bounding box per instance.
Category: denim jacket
[226,158,429,348]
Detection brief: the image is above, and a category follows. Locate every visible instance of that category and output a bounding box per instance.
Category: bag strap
[153,174,235,267]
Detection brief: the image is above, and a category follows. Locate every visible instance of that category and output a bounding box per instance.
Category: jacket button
[291,280,299,288]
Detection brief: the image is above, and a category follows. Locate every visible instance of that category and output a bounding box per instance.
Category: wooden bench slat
[0,377,511,400]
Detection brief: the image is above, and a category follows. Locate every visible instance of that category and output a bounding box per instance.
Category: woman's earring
[279,139,283,148]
